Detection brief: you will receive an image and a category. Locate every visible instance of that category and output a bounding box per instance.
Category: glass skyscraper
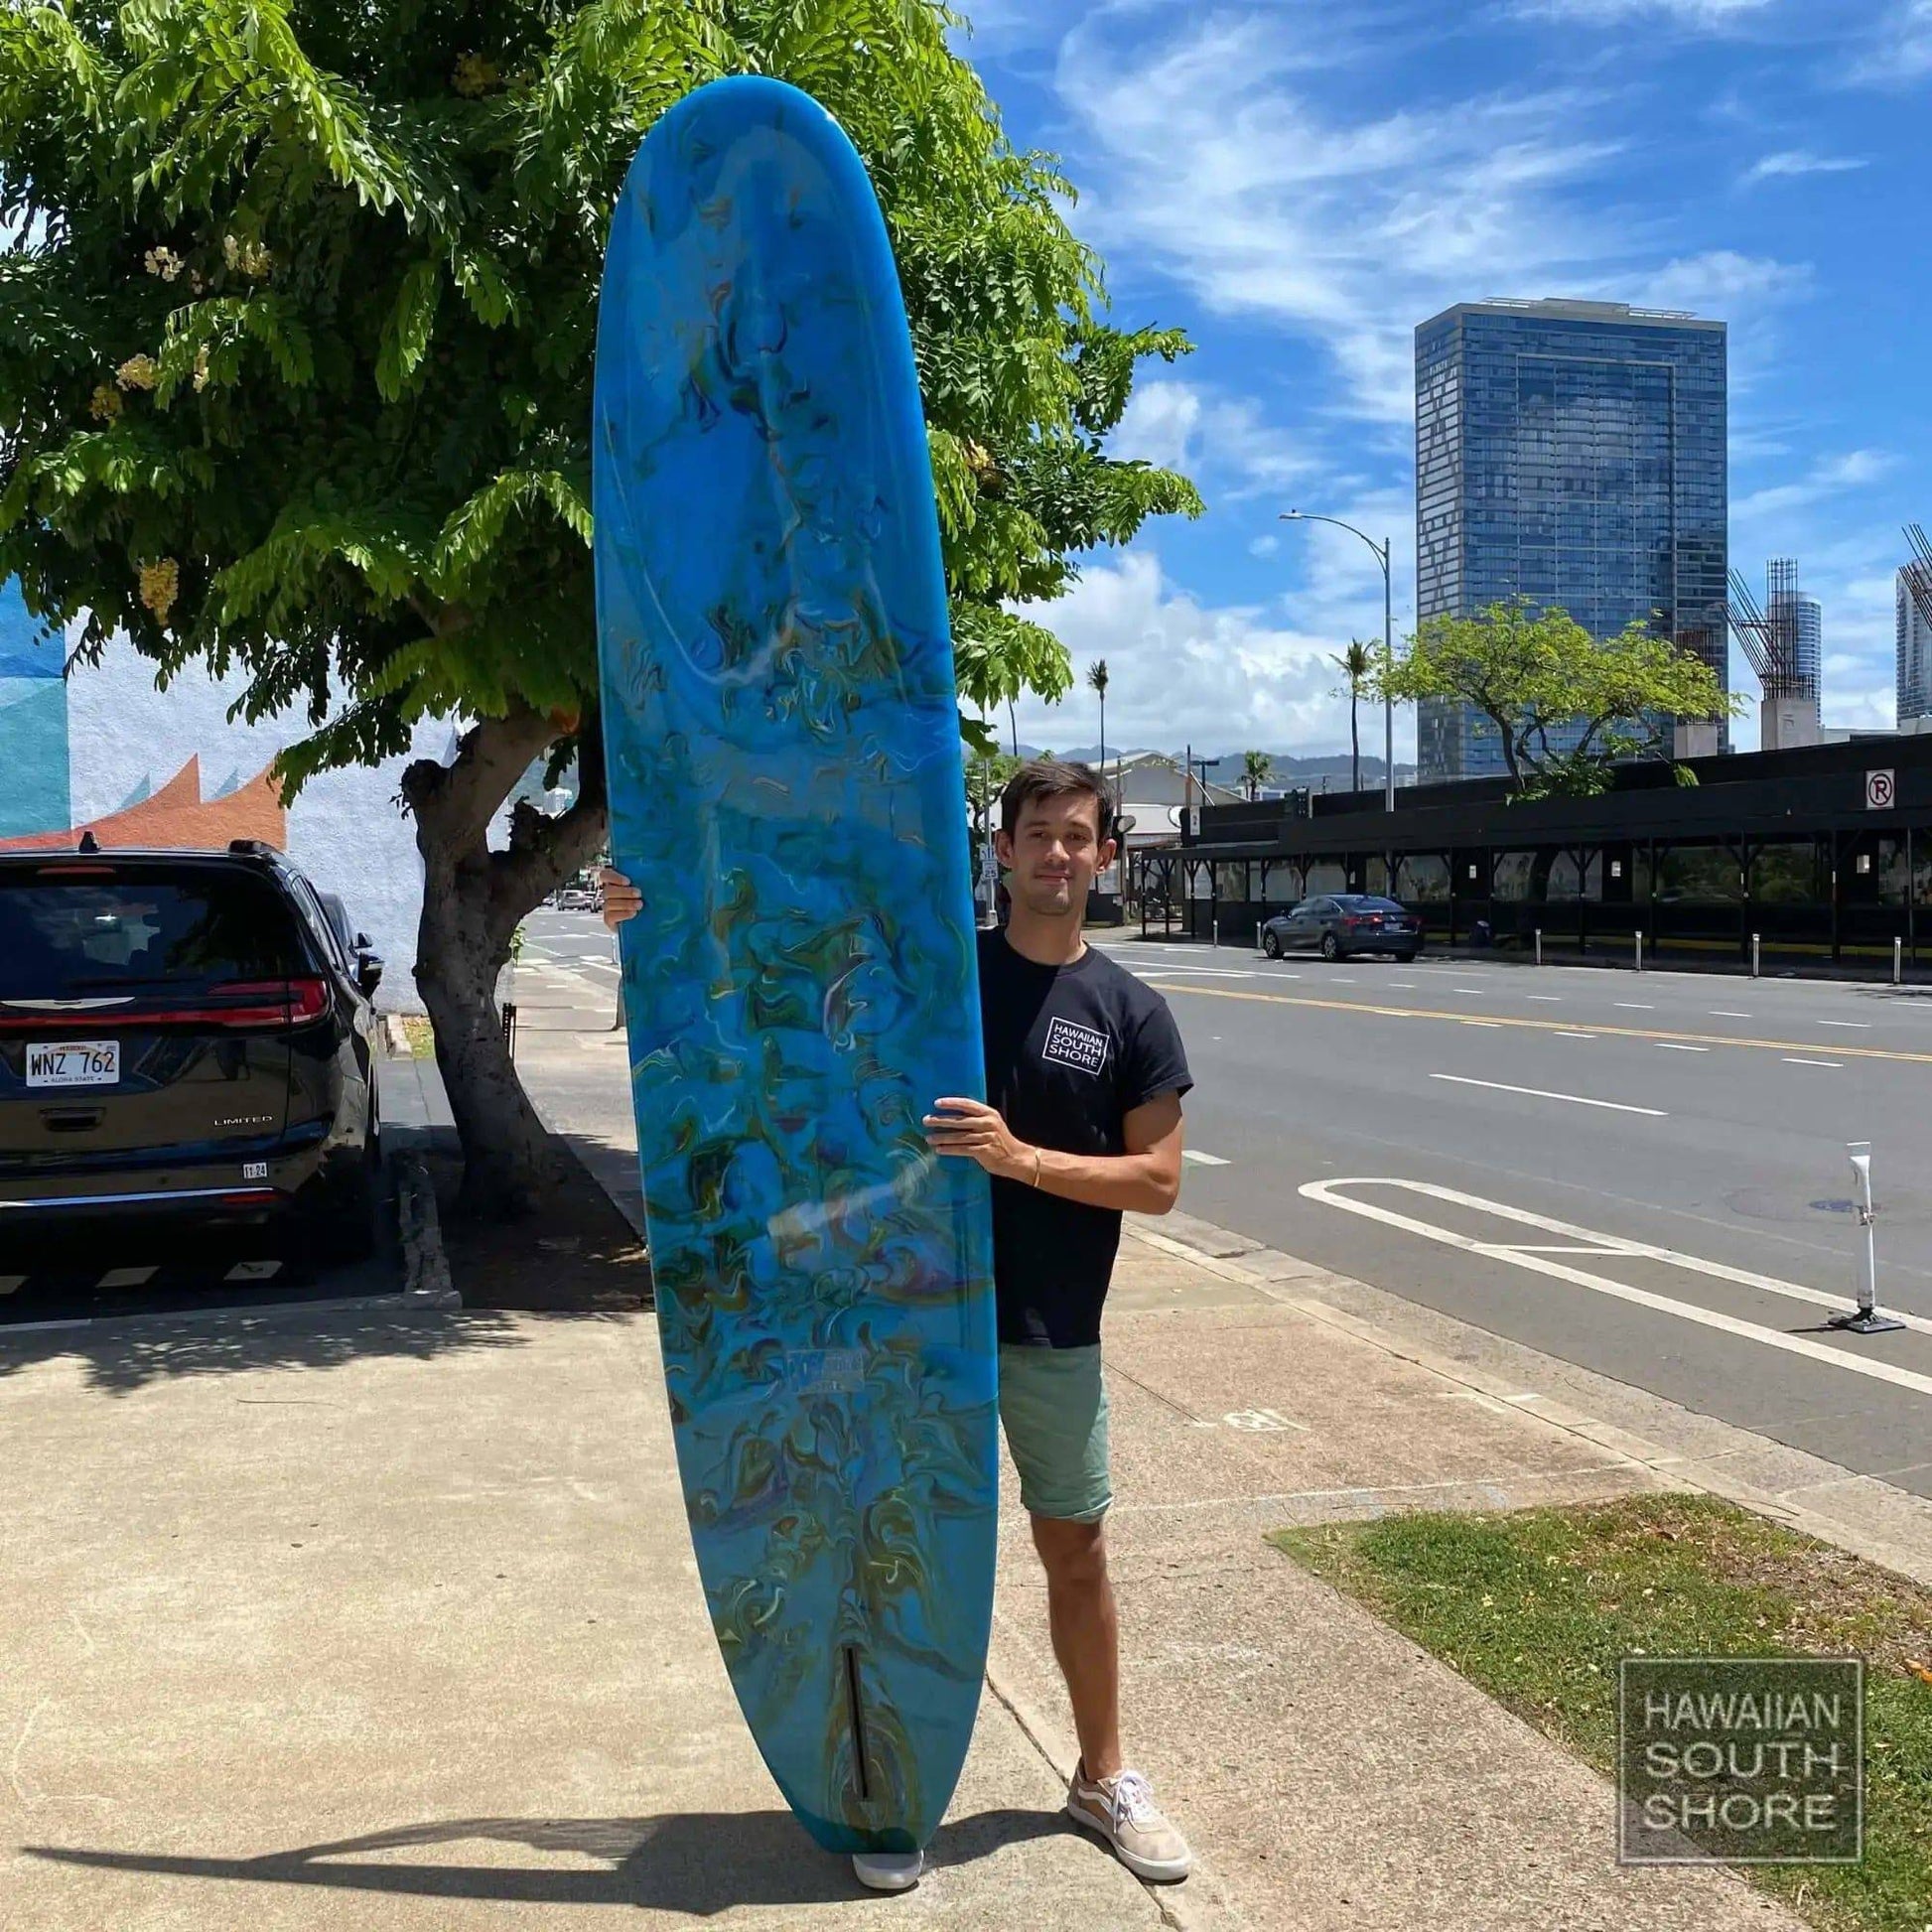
[1415,298,1729,781]
[1898,567,1932,724]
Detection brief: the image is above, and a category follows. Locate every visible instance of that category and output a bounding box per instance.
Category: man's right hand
[600,867,642,929]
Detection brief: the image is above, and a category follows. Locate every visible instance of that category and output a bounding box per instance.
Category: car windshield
[0,867,304,1002]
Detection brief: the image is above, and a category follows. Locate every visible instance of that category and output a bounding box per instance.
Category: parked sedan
[0,842,383,1265]
[1261,895,1424,962]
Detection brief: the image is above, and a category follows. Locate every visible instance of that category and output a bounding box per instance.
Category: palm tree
[1241,749,1273,800]
[1332,639,1376,795]
[1087,659,1109,776]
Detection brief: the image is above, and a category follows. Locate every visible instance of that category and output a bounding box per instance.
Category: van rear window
[0,868,304,1001]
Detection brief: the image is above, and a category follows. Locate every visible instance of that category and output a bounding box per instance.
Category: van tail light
[204,978,331,1028]
[0,977,329,1033]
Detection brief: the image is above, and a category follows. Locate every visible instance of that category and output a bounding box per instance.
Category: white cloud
[1732,448,1900,523]
[1112,380,1313,501]
[1012,551,1395,759]
[1845,0,1932,84]
[1739,149,1869,186]
[1051,6,1808,423]
[1512,0,1775,21]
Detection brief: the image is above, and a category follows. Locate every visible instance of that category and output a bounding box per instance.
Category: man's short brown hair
[999,758,1115,839]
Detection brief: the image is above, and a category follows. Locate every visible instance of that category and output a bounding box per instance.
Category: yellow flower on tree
[143,245,182,281]
[452,52,498,96]
[89,383,123,422]
[138,558,180,624]
[116,353,158,392]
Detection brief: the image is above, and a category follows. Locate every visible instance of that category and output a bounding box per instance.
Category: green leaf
[375,258,442,400]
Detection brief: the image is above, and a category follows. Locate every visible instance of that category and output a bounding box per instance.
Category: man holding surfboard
[604,756,1194,1884]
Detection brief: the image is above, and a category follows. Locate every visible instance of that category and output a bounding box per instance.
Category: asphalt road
[520,908,1932,1501]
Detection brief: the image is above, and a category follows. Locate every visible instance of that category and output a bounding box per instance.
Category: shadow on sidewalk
[0,1305,539,1395]
[25,1806,1071,1910]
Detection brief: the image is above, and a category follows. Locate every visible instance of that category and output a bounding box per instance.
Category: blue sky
[959,0,1932,762]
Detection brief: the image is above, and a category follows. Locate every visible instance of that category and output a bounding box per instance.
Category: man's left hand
[924,1097,1032,1181]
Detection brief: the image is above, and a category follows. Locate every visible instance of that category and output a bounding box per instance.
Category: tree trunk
[402,707,610,1219]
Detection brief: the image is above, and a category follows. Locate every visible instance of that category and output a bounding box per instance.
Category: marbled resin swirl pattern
[591,77,998,1856]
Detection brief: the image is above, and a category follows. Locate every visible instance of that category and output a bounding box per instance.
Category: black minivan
[0,842,383,1265]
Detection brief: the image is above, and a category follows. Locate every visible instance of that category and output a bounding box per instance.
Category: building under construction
[1728,558,1823,751]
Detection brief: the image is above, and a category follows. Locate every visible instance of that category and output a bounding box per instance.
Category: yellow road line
[1156,982,1932,1066]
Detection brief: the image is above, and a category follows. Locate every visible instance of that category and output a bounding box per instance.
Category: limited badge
[1040,1015,1109,1075]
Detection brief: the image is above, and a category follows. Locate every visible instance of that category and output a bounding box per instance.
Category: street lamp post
[1281,510,1396,811]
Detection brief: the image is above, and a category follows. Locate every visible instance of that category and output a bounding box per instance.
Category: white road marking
[1387,981,1417,989]
[1783,1057,1843,1069]
[1328,976,1358,984]
[1711,1010,1753,1019]
[1527,996,1563,1003]
[97,1267,157,1289]
[1131,966,1256,981]
[1818,1021,1871,1030]
[1182,1150,1230,1167]
[1654,1042,1710,1053]
[1555,1032,1597,1040]
[1615,1003,1655,1011]
[1301,1177,1932,1393]
[1451,987,1485,995]
[1429,1074,1665,1117]
[1462,1021,1505,1029]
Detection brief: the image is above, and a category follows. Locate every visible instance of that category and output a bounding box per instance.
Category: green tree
[1086,656,1108,776]
[1330,638,1375,796]
[0,0,1200,1212]
[1378,600,1739,800]
[1241,749,1272,800]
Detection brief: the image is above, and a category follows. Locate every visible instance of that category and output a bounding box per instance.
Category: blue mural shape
[0,577,69,838]
[592,77,998,1859]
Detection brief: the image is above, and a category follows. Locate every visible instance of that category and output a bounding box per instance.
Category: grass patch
[1271,1494,1932,1932]
[398,1015,435,1058]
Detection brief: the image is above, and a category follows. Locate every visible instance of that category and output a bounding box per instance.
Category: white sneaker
[852,1849,923,1891]
[1066,1760,1192,1881]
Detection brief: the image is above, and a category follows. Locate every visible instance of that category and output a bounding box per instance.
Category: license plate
[26,1039,119,1088]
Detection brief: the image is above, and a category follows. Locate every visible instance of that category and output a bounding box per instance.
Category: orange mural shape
[0,755,288,854]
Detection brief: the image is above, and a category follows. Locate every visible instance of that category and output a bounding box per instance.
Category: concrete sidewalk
[5,997,1927,1929]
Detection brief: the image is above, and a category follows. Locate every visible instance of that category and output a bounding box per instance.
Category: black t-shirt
[977,930,1192,1349]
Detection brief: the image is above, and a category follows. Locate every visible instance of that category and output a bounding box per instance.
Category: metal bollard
[1751,932,1761,979]
[1895,936,1904,986]
[1634,930,1643,974]
[1212,916,1219,949]
[1535,927,1543,968]
[1828,1143,1904,1335]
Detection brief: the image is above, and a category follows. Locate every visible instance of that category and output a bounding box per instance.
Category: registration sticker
[25,1039,119,1088]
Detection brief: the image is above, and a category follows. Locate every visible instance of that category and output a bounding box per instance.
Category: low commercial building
[1140,737,1932,977]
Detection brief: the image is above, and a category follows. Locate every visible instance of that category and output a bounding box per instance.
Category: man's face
[996,790,1116,917]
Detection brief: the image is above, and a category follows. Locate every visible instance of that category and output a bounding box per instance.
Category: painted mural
[0,582,450,1010]
[0,576,70,839]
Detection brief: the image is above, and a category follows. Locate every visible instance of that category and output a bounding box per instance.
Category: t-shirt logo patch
[1041,1016,1110,1075]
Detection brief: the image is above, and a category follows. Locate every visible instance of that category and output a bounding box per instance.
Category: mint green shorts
[999,1343,1112,1523]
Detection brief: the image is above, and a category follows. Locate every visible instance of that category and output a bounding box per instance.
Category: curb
[1128,1209,1932,1590]
[395,1154,462,1311]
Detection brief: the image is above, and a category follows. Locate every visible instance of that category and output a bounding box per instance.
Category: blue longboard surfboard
[592,76,998,1857]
